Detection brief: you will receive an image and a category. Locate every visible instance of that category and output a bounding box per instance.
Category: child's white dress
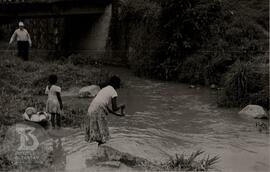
[45,85,61,114]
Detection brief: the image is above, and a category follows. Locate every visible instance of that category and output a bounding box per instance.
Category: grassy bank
[0,54,110,128]
[0,54,110,171]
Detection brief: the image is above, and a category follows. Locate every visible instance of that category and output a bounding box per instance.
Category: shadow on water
[49,137,67,171]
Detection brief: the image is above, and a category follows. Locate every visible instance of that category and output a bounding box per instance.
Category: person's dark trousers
[17,41,29,60]
[51,113,61,128]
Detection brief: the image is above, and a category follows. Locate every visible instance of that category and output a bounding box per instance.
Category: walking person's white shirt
[9,28,32,46]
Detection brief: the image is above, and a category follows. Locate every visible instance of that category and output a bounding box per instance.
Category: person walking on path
[45,74,63,129]
[85,76,126,146]
[9,21,32,60]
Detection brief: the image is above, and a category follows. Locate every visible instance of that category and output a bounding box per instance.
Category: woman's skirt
[85,106,110,144]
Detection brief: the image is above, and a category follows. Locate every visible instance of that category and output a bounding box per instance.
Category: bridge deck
[0,0,111,4]
[0,0,112,17]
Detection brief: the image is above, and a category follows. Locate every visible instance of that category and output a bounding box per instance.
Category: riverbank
[0,55,221,171]
[0,55,108,171]
[0,56,220,171]
[0,54,109,124]
[0,55,269,171]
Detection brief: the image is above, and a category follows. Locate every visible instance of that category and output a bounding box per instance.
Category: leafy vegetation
[118,0,269,109]
[218,61,269,108]
[134,150,219,171]
[161,150,219,171]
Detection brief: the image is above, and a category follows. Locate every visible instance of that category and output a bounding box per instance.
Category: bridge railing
[0,0,112,4]
[0,0,46,3]
[0,0,78,4]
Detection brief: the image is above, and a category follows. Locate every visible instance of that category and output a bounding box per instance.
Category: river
[42,67,269,171]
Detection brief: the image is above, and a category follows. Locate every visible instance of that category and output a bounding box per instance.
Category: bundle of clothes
[22,107,51,127]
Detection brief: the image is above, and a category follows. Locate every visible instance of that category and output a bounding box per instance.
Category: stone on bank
[238,105,268,119]
[79,85,100,98]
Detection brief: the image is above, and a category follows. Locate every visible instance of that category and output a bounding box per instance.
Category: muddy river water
[40,67,269,171]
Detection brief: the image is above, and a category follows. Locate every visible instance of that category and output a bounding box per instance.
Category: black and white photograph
[0,0,269,171]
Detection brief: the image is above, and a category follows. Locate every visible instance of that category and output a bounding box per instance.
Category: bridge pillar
[48,17,65,59]
[105,0,128,65]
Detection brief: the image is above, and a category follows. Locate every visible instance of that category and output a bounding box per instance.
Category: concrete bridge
[0,0,127,64]
[0,0,112,17]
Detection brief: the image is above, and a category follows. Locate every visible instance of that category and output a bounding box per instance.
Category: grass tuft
[160,150,219,171]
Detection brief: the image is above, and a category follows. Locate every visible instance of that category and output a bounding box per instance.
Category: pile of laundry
[22,107,50,122]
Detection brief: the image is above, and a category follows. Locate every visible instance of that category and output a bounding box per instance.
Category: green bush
[220,61,252,106]
[218,61,269,109]
[125,0,231,81]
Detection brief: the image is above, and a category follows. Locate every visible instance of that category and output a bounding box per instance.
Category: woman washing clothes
[85,76,126,146]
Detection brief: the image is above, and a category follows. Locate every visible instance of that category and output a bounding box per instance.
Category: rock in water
[79,85,101,98]
[210,84,216,89]
[238,105,268,119]
[189,85,196,89]
[98,138,170,166]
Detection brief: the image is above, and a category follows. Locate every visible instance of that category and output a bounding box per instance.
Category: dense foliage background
[116,0,269,109]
